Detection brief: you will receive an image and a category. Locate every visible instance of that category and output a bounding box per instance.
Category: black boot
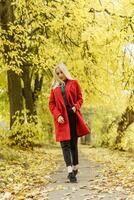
[67,172,77,183]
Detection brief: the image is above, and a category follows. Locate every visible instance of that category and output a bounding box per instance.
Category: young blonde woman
[49,63,90,183]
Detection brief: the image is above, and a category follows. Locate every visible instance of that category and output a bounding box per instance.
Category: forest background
[0,0,134,198]
[0,0,134,150]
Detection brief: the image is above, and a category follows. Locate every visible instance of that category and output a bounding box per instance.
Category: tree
[0,0,90,132]
[0,0,23,128]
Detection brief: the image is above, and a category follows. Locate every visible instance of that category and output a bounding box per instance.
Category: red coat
[49,79,90,142]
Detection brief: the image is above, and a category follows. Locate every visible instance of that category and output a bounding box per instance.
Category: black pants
[60,108,78,167]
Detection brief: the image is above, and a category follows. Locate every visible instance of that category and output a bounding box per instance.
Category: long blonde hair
[51,63,74,89]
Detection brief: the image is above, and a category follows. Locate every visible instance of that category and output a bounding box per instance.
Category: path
[43,152,129,200]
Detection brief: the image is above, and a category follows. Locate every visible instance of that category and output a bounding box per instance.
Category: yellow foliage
[0,145,62,199]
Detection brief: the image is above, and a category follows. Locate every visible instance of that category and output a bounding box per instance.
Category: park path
[43,152,129,200]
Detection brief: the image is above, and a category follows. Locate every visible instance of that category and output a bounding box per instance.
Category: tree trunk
[80,134,91,145]
[0,0,14,29]
[33,73,43,115]
[7,70,23,127]
[0,0,24,128]
[22,68,43,121]
[115,93,134,145]
[22,67,34,118]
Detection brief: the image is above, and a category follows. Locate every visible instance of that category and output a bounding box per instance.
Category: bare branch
[89,7,132,19]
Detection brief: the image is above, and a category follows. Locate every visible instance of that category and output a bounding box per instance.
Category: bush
[7,121,39,148]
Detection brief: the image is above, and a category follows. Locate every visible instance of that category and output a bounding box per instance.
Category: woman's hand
[58,115,65,124]
[72,106,76,113]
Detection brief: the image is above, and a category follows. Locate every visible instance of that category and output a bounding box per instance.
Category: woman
[48,63,90,183]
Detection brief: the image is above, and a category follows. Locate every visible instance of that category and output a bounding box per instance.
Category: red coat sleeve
[73,80,83,110]
[49,89,61,119]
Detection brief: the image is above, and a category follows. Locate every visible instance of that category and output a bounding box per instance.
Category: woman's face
[55,68,67,81]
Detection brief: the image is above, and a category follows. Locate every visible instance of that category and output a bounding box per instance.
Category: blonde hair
[51,63,74,89]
